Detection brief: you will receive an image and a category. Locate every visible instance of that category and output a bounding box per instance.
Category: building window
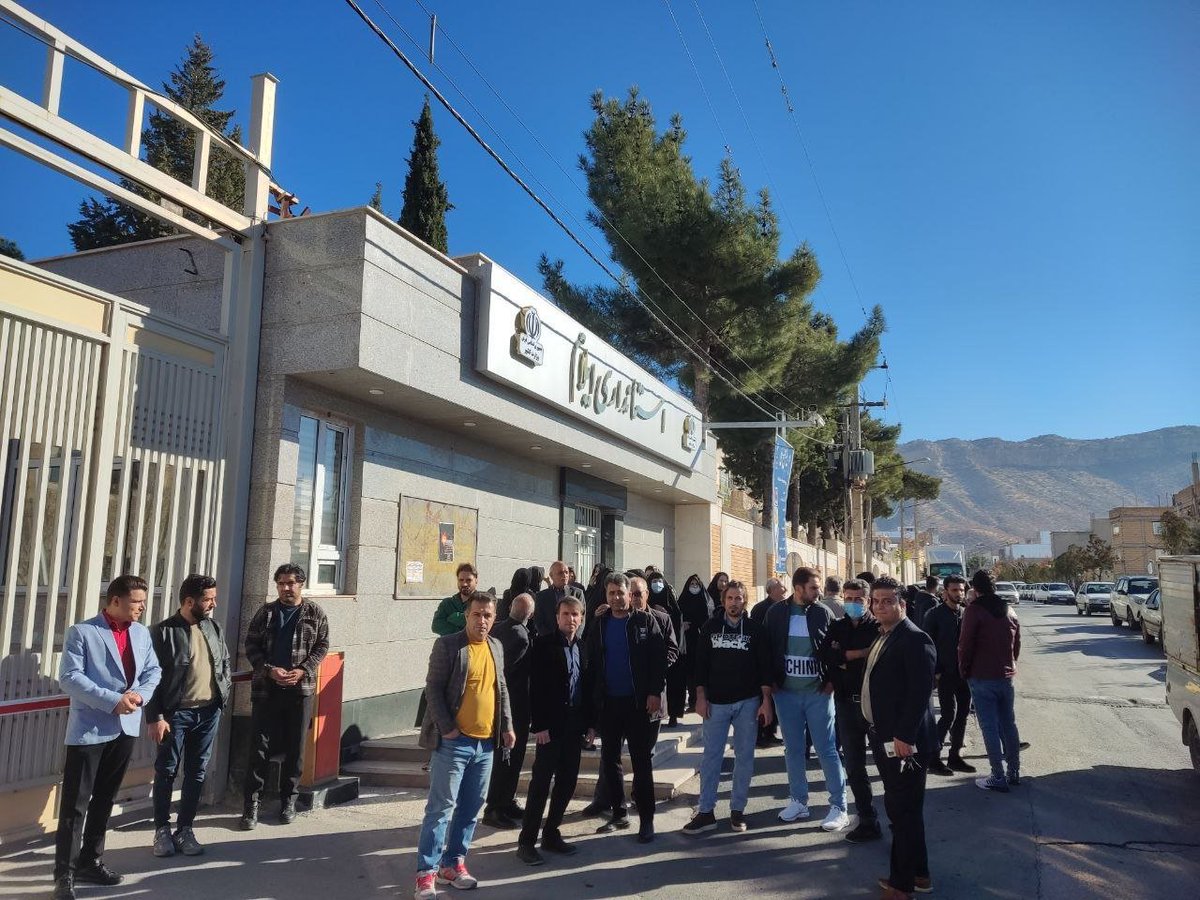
[290,414,350,593]
[1112,524,1120,535]
[1151,521,1163,536]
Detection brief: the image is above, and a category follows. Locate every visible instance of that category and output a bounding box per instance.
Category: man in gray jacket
[415,591,516,900]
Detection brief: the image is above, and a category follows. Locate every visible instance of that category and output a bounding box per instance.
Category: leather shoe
[279,799,298,824]
[482,810,517,829]
[515,844,545,866]
[53,875,76,900]
[240,801,259,830]
[637,822,655,844]
[947,755,977,774]
[929,759,955,777]
[595,815,631,834]
[74,862,122,886]
[844,821,883,843]
[540,832,577,855]
[579,801,610,818]
[501,802,525,819]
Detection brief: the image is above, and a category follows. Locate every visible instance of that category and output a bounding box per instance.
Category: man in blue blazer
[53,575,162,900]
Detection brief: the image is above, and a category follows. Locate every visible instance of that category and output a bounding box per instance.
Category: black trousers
[869,736,931,894]
[936,675,972,756]
[599,697,656,824]
[486,713,529,812]
[243,687,313,804]
[666,662,687,718]
[55,734,135,878]
[836,697,877,824]
[519,712,585,846]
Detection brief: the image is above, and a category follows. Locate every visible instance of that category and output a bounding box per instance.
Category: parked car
[1035,582,1075,604]
[1109,575,1159,628]
[1141,588,1163,645]
[995,581,1021,605]
[1075,581,1114,616]
[1019,583,1041,604]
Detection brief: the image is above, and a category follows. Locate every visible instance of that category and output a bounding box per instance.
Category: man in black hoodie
[586,572,668,844]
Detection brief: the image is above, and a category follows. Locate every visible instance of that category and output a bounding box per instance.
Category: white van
[1161,555,1200,774]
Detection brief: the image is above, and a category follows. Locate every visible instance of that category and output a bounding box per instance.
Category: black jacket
[528,631,591,736]
[145,613,233,723]
[585,608,668,720]
[820,613,880,700]
[533,585,587,638]
[490,617,533,725]
[864,617,936,750]
[694,615,771,705]
[922,602,963,678]
[765,599,835,689]
[910,591,938,629]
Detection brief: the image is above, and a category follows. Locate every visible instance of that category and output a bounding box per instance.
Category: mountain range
[886,426,1200,551]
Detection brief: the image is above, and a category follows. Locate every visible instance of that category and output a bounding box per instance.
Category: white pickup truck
[1160,556,1200,773]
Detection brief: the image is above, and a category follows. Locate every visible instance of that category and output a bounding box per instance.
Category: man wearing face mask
[819,579,882,843]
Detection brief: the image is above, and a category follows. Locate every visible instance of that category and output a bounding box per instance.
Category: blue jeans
[698,697,760,814]
[969,678,1020,778]
[152,703,222,828]
[416,735,494,874]
[774,688,847,809]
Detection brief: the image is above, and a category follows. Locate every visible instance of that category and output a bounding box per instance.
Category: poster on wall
[395,497,478,598]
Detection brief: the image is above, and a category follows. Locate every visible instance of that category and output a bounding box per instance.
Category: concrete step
[359,733,426,763]
[340,759,430,788]
[518,748,702,802]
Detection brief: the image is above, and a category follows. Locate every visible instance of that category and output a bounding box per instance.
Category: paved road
[3,603,1197,899]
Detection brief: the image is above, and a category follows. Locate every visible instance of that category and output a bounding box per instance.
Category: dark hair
[106,574,148,603]
[856,571,877,585]
[466,591,496,609]
[456,562,478,578]
[556,595,584,613]
[971,569,996,596]
[824,576,842,595]
[722,580,747,601]
[179,573,217,605]
[843,578,868,593]
[870,575,901,597]
[925,575,939,590]
[792,566,818,587]
[273,563,307,584]
[605,572,630,591]
[944,574,967,588]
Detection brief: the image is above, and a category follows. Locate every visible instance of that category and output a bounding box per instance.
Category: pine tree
[67,36,245,251]
[369,182,384,213]
[0,237,24,261]
[398,97,452,252]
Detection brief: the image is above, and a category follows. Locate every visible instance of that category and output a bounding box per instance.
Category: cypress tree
[398,97,452,252]
[369,182,385,212]
[67,36,245,251]
[0,237,24,261]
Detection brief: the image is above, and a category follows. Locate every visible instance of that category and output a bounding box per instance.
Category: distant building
[1172,458,1200,519]
[1050,530,1091,559]
[1090,516,1113,543]
[1000,529,1052,562]
[1108,506,1171,576]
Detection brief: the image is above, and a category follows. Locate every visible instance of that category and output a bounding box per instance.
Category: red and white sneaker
[414,871,437,899]
[436,860,478,890]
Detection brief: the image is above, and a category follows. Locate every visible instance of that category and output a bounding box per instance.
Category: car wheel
[1085,608,1092,617]
[1076,605,1082,616]
[1111,610,1122,627]
[1188,719,1200,775]
[1127,610,1135,629]
[1142,621,1154,644]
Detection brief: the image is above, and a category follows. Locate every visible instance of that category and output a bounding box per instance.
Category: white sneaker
[778,799,810,822]
[821,805,850,832]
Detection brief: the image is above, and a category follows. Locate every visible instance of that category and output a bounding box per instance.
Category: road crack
[1039,839,1200,853]
[1017,691,1167,708]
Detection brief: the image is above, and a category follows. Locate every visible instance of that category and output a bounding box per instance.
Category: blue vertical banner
[772,436,795,573]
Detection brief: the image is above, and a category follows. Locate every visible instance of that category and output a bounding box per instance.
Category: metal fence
[0,260,225,789]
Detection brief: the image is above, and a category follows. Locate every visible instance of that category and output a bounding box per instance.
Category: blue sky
[2,1,1197,443]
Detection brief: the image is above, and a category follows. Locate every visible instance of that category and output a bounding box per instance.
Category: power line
[343,0,784,419]
[391,0,797,414]
[661,0,732,156]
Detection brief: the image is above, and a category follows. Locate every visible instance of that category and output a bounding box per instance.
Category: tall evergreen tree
[369,182,385,213]
[67,36,245,251]
[398,97,452,252]
[0,237,24,261]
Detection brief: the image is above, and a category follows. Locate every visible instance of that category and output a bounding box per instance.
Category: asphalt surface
[3,602,1197,899]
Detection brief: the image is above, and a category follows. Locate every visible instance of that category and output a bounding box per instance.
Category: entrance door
[574,503,601,581]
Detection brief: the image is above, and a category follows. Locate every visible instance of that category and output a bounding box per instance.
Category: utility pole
[898,494,906,581]
[849,391,864,576]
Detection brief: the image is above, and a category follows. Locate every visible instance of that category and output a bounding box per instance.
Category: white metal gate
[0,261,225,789]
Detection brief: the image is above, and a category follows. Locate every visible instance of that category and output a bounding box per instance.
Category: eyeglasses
[630,590,645,597]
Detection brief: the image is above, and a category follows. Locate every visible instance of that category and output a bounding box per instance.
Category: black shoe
[502,802,525,819]
[53,875,76,900]
[637,822,655,844]
[682,810,718,834]
[579,801,610,818]
[240,801,259,831]
[844,821,883,843]
[74,862,122,886]
[947,755,977,774]
[279,799,298,824]
[541,832,578,855]
[595,815,631,834]
[730,810,747,832]
[482,810,517,829]
[1019,741,1031,750]
[929,759,955,777]
[515,844,545,866]
[668,716,678,727]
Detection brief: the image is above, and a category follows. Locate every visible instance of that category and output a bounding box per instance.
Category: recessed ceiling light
[654,488,662,493]
[581,463,592,468]
[463,421,477,427]
[530,444,542,450]
[368,388,384,396]
[621,477,630,482]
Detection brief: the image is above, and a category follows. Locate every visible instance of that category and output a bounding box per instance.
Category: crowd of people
[48,557,1021,900]
[414,561,1023,900]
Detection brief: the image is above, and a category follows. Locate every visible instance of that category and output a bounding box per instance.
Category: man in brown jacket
[415,591,516,900]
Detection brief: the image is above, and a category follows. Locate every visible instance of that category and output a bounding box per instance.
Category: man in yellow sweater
[415,591,516,900]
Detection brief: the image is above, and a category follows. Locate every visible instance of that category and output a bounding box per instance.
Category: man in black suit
[482,593,535,828]
[516,595,592,866]
[861,576,937,899]
[533,561,588,637]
